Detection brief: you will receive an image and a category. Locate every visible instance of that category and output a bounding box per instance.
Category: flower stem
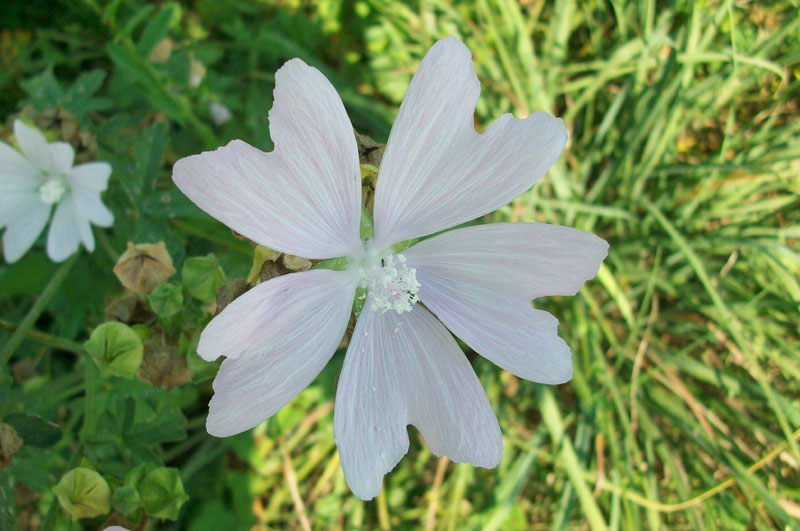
[0,254,78,370]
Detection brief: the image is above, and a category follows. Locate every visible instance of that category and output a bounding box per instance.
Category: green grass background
[1,0,799,529]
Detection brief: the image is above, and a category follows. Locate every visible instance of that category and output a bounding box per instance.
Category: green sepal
[353,286,368,318]
[360,207,374,240]
[312,256,350,271]
[391,238,419,253]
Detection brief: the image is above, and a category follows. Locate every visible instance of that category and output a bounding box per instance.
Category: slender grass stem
[0,254,78,370]
[595,428,800,512]
[0,319,84,354]
[540,388,608,531]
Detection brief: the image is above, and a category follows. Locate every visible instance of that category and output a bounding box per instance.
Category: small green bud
[112,484,143,525]
[52,467,111,521]
[182,254,226,302]
[146,282,184,318]
[84,322,143,379]
[128,465,188,520]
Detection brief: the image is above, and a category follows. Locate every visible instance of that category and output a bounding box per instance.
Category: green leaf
[84,322,144,379]
[106,41,176,117]
[52,468,111,522]
[133,121,167,196]
[3,413,61,448]
[182,254,226,303]
[137,3,182,56]
[147,282,184,318]
[20,68,64,110]
[63,70,108,117]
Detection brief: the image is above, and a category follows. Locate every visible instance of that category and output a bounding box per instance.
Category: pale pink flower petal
[173,59,362,259]
[48,142,75,174]
[404,223,608,383]
[372,36,567,250]
[0,187,39,229]
[0,140,39,184]
[47,196,93,261]
[69,162,111,191]
[204,269,357,436]
[334,303,502,500]
[13,120,54,172]
[2,198,50,263]
[72,188,114,227]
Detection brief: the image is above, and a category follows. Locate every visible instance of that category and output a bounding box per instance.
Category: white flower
[173,37,608,500]
[208,102,233,126]
[0,120,114,263]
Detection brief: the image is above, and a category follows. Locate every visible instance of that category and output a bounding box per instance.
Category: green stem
[539,388,609,531]
[0,254,78,369]
[82,362,101,441]
[0,319,83,354]
[94,228,119,263]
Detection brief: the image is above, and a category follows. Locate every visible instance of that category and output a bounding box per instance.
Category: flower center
[359,252,420,314]
[38,175,67,205]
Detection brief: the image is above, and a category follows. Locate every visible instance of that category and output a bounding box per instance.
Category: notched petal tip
[195,329,221,363]
[13,119,51,166]
[205,401,246,438]
[172,139,249,186]
[171,62,362,259]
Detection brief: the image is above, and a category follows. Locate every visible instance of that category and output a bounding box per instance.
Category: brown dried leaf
[216,279,251,314]
[0,422,22,469]
[114,242,176,294]
[104,294,154,324]
[149,37,173,63]
[247,245,294,285]
[282,254,312,272]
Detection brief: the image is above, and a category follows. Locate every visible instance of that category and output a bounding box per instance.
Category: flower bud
[112,484,142,525]
[52,467,111,521]
[146,282,184,318]
[126,464,188,521]
[84,322,143,379]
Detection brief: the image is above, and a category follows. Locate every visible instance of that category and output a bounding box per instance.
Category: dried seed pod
[137,332,192,390]
[113,242,176,294]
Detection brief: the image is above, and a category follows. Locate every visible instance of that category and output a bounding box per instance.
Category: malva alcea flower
[0,120,114,263]
[173,36,608,500]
